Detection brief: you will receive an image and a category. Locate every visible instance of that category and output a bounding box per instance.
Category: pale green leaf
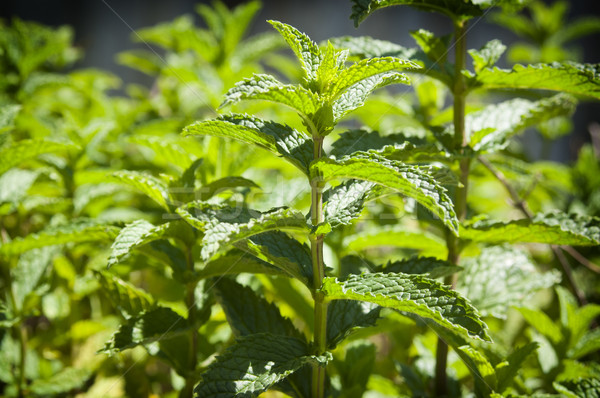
[0,104,20,133]
[215,278,303,339]
[29,367,91,396]
[197,250,288,279]
[333,71,411,121]
[221,74,320,116]
[329,36,417,60]
[130,135,194,171]
[323,180,383,229]
[0,169,38,205]
[569,329,600,360]
[457,246,561,318]
[460,211,600,246]
[311,153,458,234]
[344,225,447,256]
[101,307,192,354]
[454,345,497,394]
[233,231,312,285]
[517,307,562,345]
[468,94,577,152]
[117,49,162,75]
[177,202,309,261]
[381,257,462,279]
[350,0,484,26]
[107,220,169,267]
[0,219,119,258]
[268,20,322,84]
[470,62,600,100]
[112,170,172,211]
[198,176,259,201]
[12,246,60,311]
[468,39,506,73]
[194,333,330,398]
[410,29,449,64]
[321,273,490,340]
[326,300,381,349]
[329,57,415,99]
[183,114,313,174]
[0,139,76,176]
[231,32,285,70]
[95,271,155,318]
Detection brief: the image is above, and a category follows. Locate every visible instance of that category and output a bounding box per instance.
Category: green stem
[181,247,198,398]
[435,19,469,397]
[311,136,328,398]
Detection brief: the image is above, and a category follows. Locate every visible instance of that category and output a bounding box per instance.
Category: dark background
[1,0,599,161]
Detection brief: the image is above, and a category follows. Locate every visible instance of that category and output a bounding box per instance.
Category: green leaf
[336,341,376,397]
[117,49,162,75]
[350,0,484,26]
[231,32,285,70]
[329,36,417,60]
[234,231,313,286]
[95,271,155,318]
[329,57,416,99]
[457,246,560,318]
[569,329,600,360]
[410,29,449,64]
[130,135,194,171]
[321,273,490,341]
[322,180,381,229]
[214,278,303,339]
[183,114,313,174]
[381,257,462,279]
[29,367,92,396]
[469,62,600,100]
[554,378,600,398]
[197,250,288,279]
[0,104,20,133]
[267,20,322,85]
[0,169,38,206]
[107,220,170,267]
[311,153,458,234]
[220,74,320,116]
[101,307,191,354]
[344,226,447,257]
[460,211,600,246]
[496,342,539,393]
[177,202,309,261]
[454,345,497,394]
[326,300,381,349]
[198,176,259,201]
[468,94,577,152]
[194,333,330,398]
[112,170,172,211]
[0,139,76,176]
[468,39,506,73]
[0,219,119,258]
[332,72,411,121]
[517,307,562,345]
[11,246,59,312]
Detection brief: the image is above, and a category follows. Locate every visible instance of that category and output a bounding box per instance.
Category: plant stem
[311,136,327,398]
[435,19,468,397]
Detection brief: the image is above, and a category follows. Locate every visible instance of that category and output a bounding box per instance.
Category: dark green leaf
[381,256,462,279]
[95,271,155,318]
[198,176,259,201]
[197,250,288,279]
[496,342,539,393]
[326,300,381,349]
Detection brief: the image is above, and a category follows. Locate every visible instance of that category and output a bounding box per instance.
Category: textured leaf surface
[467,94,576,152]
[102,307,191,354]
[381,257,462,279]
[321,273,490,340]
[112,170,171,211]
[326,300,381,349]
[177,202,309,261]
[344,226,447,256]
[107,220,169,267]
[468,39,506,73]
[350,0,484,26]
[234,231,312,285]
[458,247,560,318]
[496,342,539,393]
[221,74,320,115]
[215,278,302,339]
[194,333,330,398]
[332,72,410,121]
[0,139,75,175]
[0,104,20,133]
[268,20,322,84]
[322,180,381,229]
[329,36,417,60]
[0,220,119,258]
[554,378,600,398]
[312,153,458,234]
[461,212,600,246]
[470,62,600,100]
[96,271,155,318]
[183,114,313,174]
[197,250,287,279]
[199,176,259,200]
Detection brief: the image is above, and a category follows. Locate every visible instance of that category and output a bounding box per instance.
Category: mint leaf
[95,271,155,318]
[329,36,417,60]
[321,273,490,340]
[468,39,506,73]
[112,170,172,211]
[461,212,600,246]
[0,104,20,133]
[194,333,330,397]
[344,225,447,257]
[197,250,288,279]
[107,220,170,267]
[323,180,383,229]
[381,256,462,279]
[183,114,313,174]
[312,153,458,234]
[198,176,260,201]
[326,300,381,349]
[0,139,76,176]
[469,62,600,100]
[496,342,539,393]
[221,74,320,115]
[215,278,303,339]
